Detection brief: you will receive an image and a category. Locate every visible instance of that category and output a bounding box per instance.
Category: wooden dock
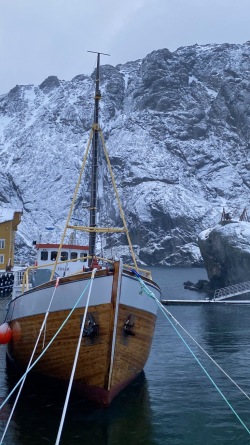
[161,299,250,305]
[161,299,210,305]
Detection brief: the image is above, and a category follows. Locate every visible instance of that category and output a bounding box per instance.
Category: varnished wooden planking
[8,264,158,400]
[9,301,156,392]
[110,304,156,388]
[105,261,120,388]
[9,303,114,388]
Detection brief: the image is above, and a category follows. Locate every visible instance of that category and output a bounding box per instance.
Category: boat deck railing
[213,281,250,300]
[13,256,152,294]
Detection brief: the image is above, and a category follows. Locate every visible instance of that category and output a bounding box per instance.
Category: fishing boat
[2,52,161,406]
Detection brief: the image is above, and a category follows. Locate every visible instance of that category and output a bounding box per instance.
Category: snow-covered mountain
[1,42,250,266]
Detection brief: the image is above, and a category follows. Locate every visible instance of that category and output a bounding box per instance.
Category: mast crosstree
[50,51,138,275]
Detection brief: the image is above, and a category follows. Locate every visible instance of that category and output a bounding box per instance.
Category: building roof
[0,208,22,224]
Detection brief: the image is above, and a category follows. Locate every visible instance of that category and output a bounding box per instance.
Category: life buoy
[0,323,12,344]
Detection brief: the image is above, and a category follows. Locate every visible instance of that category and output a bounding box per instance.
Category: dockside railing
[214,281,250,300]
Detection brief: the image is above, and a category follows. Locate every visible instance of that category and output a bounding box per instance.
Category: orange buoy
[0,323,12,344]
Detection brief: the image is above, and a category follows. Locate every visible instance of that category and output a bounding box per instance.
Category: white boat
[3,52,161,406]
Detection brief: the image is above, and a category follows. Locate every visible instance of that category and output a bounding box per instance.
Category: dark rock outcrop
[184,279,211,293]
[198,221,250,288]
[39,76,61,93]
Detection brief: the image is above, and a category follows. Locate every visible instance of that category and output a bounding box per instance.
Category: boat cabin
[34,243,89,277]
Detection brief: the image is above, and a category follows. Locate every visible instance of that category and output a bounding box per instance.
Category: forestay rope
[0,278,92,414]
[55,268,97,445]
[132,270,250,436]
[0,277,60,444]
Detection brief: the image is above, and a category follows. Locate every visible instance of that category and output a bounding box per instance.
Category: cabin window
[0,239,5,249]
[0,255,4,264]
[61,251,68,261]
[41,251,48,261]
[70,252,78,260]
[51,251,58,261]
[80,252,87,262]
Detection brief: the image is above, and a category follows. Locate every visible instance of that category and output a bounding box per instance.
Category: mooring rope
[0,278,60,444]
[161,303,250,402]
[42,277,60,349]
[0,278,91,415]
[132,270,250,436]
[55,268,97,445]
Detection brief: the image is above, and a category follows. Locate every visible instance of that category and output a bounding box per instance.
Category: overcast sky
[0,0,250,94]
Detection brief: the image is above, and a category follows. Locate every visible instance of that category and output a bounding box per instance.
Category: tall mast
[87,51,109,265]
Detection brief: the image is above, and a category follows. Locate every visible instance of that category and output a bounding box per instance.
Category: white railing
[12,256,152,296]
[214,281,250,300]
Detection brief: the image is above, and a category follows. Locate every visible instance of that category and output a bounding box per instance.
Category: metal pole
[88,53,101,265]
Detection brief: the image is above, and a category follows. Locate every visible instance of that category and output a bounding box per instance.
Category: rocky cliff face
[198,221,250,288]
[1,42,250,266]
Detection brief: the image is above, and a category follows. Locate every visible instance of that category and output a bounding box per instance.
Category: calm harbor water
[1,267,250,444]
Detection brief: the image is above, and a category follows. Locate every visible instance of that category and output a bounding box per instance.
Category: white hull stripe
[7,273,159,321]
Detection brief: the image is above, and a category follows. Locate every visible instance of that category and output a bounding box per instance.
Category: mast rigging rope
[0,279,60,444]
[55,268,97,445]
[132,270,250,436]
[0,279,92,414]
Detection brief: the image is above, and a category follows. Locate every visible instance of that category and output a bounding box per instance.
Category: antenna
[87,51,110,57]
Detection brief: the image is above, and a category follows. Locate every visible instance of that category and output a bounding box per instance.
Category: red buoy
[0,323,12,344]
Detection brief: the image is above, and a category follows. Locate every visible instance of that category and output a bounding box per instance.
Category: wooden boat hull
[6,263,160,406]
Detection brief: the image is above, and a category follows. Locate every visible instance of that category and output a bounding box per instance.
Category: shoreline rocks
[198,221,250,289]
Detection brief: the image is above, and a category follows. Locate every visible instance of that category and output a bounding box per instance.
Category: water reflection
[4,371,155,445]
[3,268,250,444]
[200,304,250,354]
